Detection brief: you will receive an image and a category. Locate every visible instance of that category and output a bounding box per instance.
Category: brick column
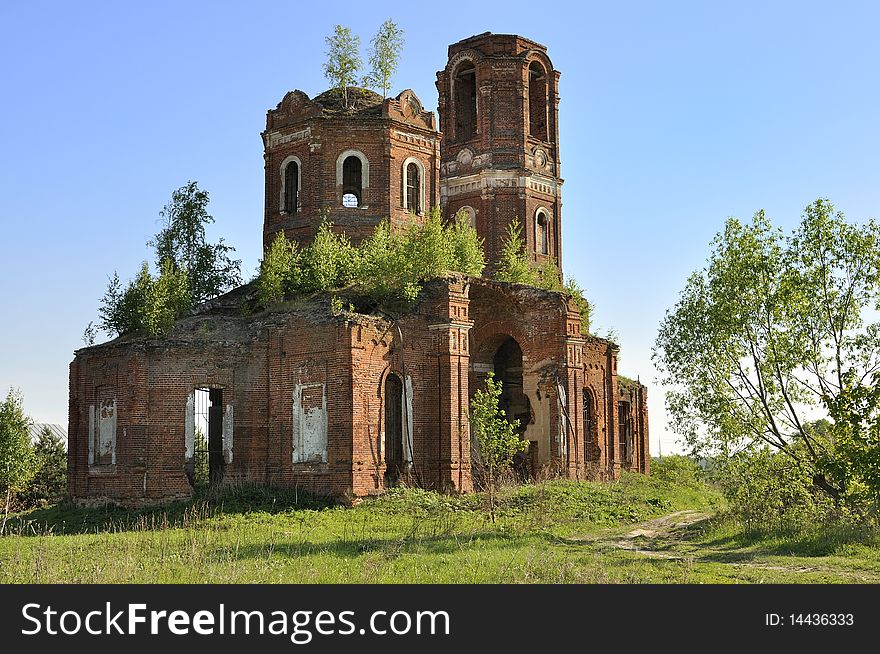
[428,279,473,492]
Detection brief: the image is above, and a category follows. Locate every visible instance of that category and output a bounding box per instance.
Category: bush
[257,208,486,307]
[650,455,704,490]
[717,448,838,534]
[99,259,191,337]
[18,427,67,508]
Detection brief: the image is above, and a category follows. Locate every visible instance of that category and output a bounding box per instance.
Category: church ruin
[67,33,649,506]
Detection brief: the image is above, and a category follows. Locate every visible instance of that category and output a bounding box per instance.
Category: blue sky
[1,1,878,455]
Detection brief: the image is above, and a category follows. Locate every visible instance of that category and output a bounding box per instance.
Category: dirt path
[569,510,878,580]
[570,510,711,559]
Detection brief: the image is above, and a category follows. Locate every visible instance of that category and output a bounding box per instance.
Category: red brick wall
[437,33,563,268]
[262,90,440,250]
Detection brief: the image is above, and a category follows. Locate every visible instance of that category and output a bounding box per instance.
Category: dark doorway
[492,336,531,477]
[384,373,404,486]
[192,387,225,489]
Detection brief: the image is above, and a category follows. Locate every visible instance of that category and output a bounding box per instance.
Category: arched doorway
[384,373,404,486]
[492,336,532,477]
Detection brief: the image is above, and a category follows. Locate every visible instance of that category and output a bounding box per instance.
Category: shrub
[258,232,302,305]
[99,260,191,337]
[257,208,486,307]
[717,448,837,534]
[19,427,67,508]
[650,455,704,490]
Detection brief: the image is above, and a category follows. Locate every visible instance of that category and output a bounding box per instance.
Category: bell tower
[437,33,563,269]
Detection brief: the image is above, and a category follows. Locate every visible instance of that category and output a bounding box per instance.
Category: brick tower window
[284,160,299,213]
[406,162,420,214]
[342,155,362,207]
[454,62,477,143]
[536,210,549,255]
[529,61,548,141]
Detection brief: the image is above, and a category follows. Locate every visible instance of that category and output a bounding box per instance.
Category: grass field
[1,473,878,583]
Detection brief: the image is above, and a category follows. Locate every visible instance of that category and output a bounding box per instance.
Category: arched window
[336,150,369,208]
[406,162,420,214]
[402,157,425,215]
[384,373,404,486]
[528,61,548,141]
[284,160,299,213]
[458,205,476,229]
[342,155,362,207]
[618,401,633,464]
[280,156,302,214]
[454,62,477,143]
[536,210,549,255]
[583,389,594,462]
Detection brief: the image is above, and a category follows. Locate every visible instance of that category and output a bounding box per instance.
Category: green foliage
[716,448,836,534]
[257,209,485,307]
[493,219,593,333]
[257,232,302,306]
[299,219,359,292]
[150,181,241,304]
[364,19,404,98]
[323,25,362,109]
[537,256,564,291]
[0,389,38,532]
[19,427,67,508]
[494,219,535,285]
[93,182,238,340]
[654,199,880,509]
[450,209,486,277]
[99,260,191,337]
[192,429,209,489]
[650,455,705,490]
[470,372,528,521]
[564,278,593,335]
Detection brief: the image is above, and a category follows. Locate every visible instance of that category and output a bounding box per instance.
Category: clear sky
[1,1,878,456]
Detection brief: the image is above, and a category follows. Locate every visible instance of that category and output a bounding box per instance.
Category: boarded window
[342,155,362,207]
[529,61,548,141]
[454,62,477,143]
[536,211,549,255]
[89,395,116,466]
[294,383,327,464]
[284,160,299,212]
[405,162,420,213]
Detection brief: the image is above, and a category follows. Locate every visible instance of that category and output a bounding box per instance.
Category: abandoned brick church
[67,33,649,506]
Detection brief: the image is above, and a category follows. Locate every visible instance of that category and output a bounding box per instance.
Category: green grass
[1,474,877,583]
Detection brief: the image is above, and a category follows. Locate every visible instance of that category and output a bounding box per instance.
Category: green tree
[564,277,593,335]
[299,219,360,292]
[20,426,67,508]
[449,209,486,277]
[150,181,241,304]
[257,232,302,306]
[0,389,38,532]
[98,260,190,338]
[654,199,880,508]
[323,25,362,109]
[364,19,405,99]
[470,372,527,522]
[494,219,535,285]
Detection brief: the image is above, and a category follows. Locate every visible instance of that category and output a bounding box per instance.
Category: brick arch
[581,383,601,463]
[470,321,531,366]
[522,49,554,74]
